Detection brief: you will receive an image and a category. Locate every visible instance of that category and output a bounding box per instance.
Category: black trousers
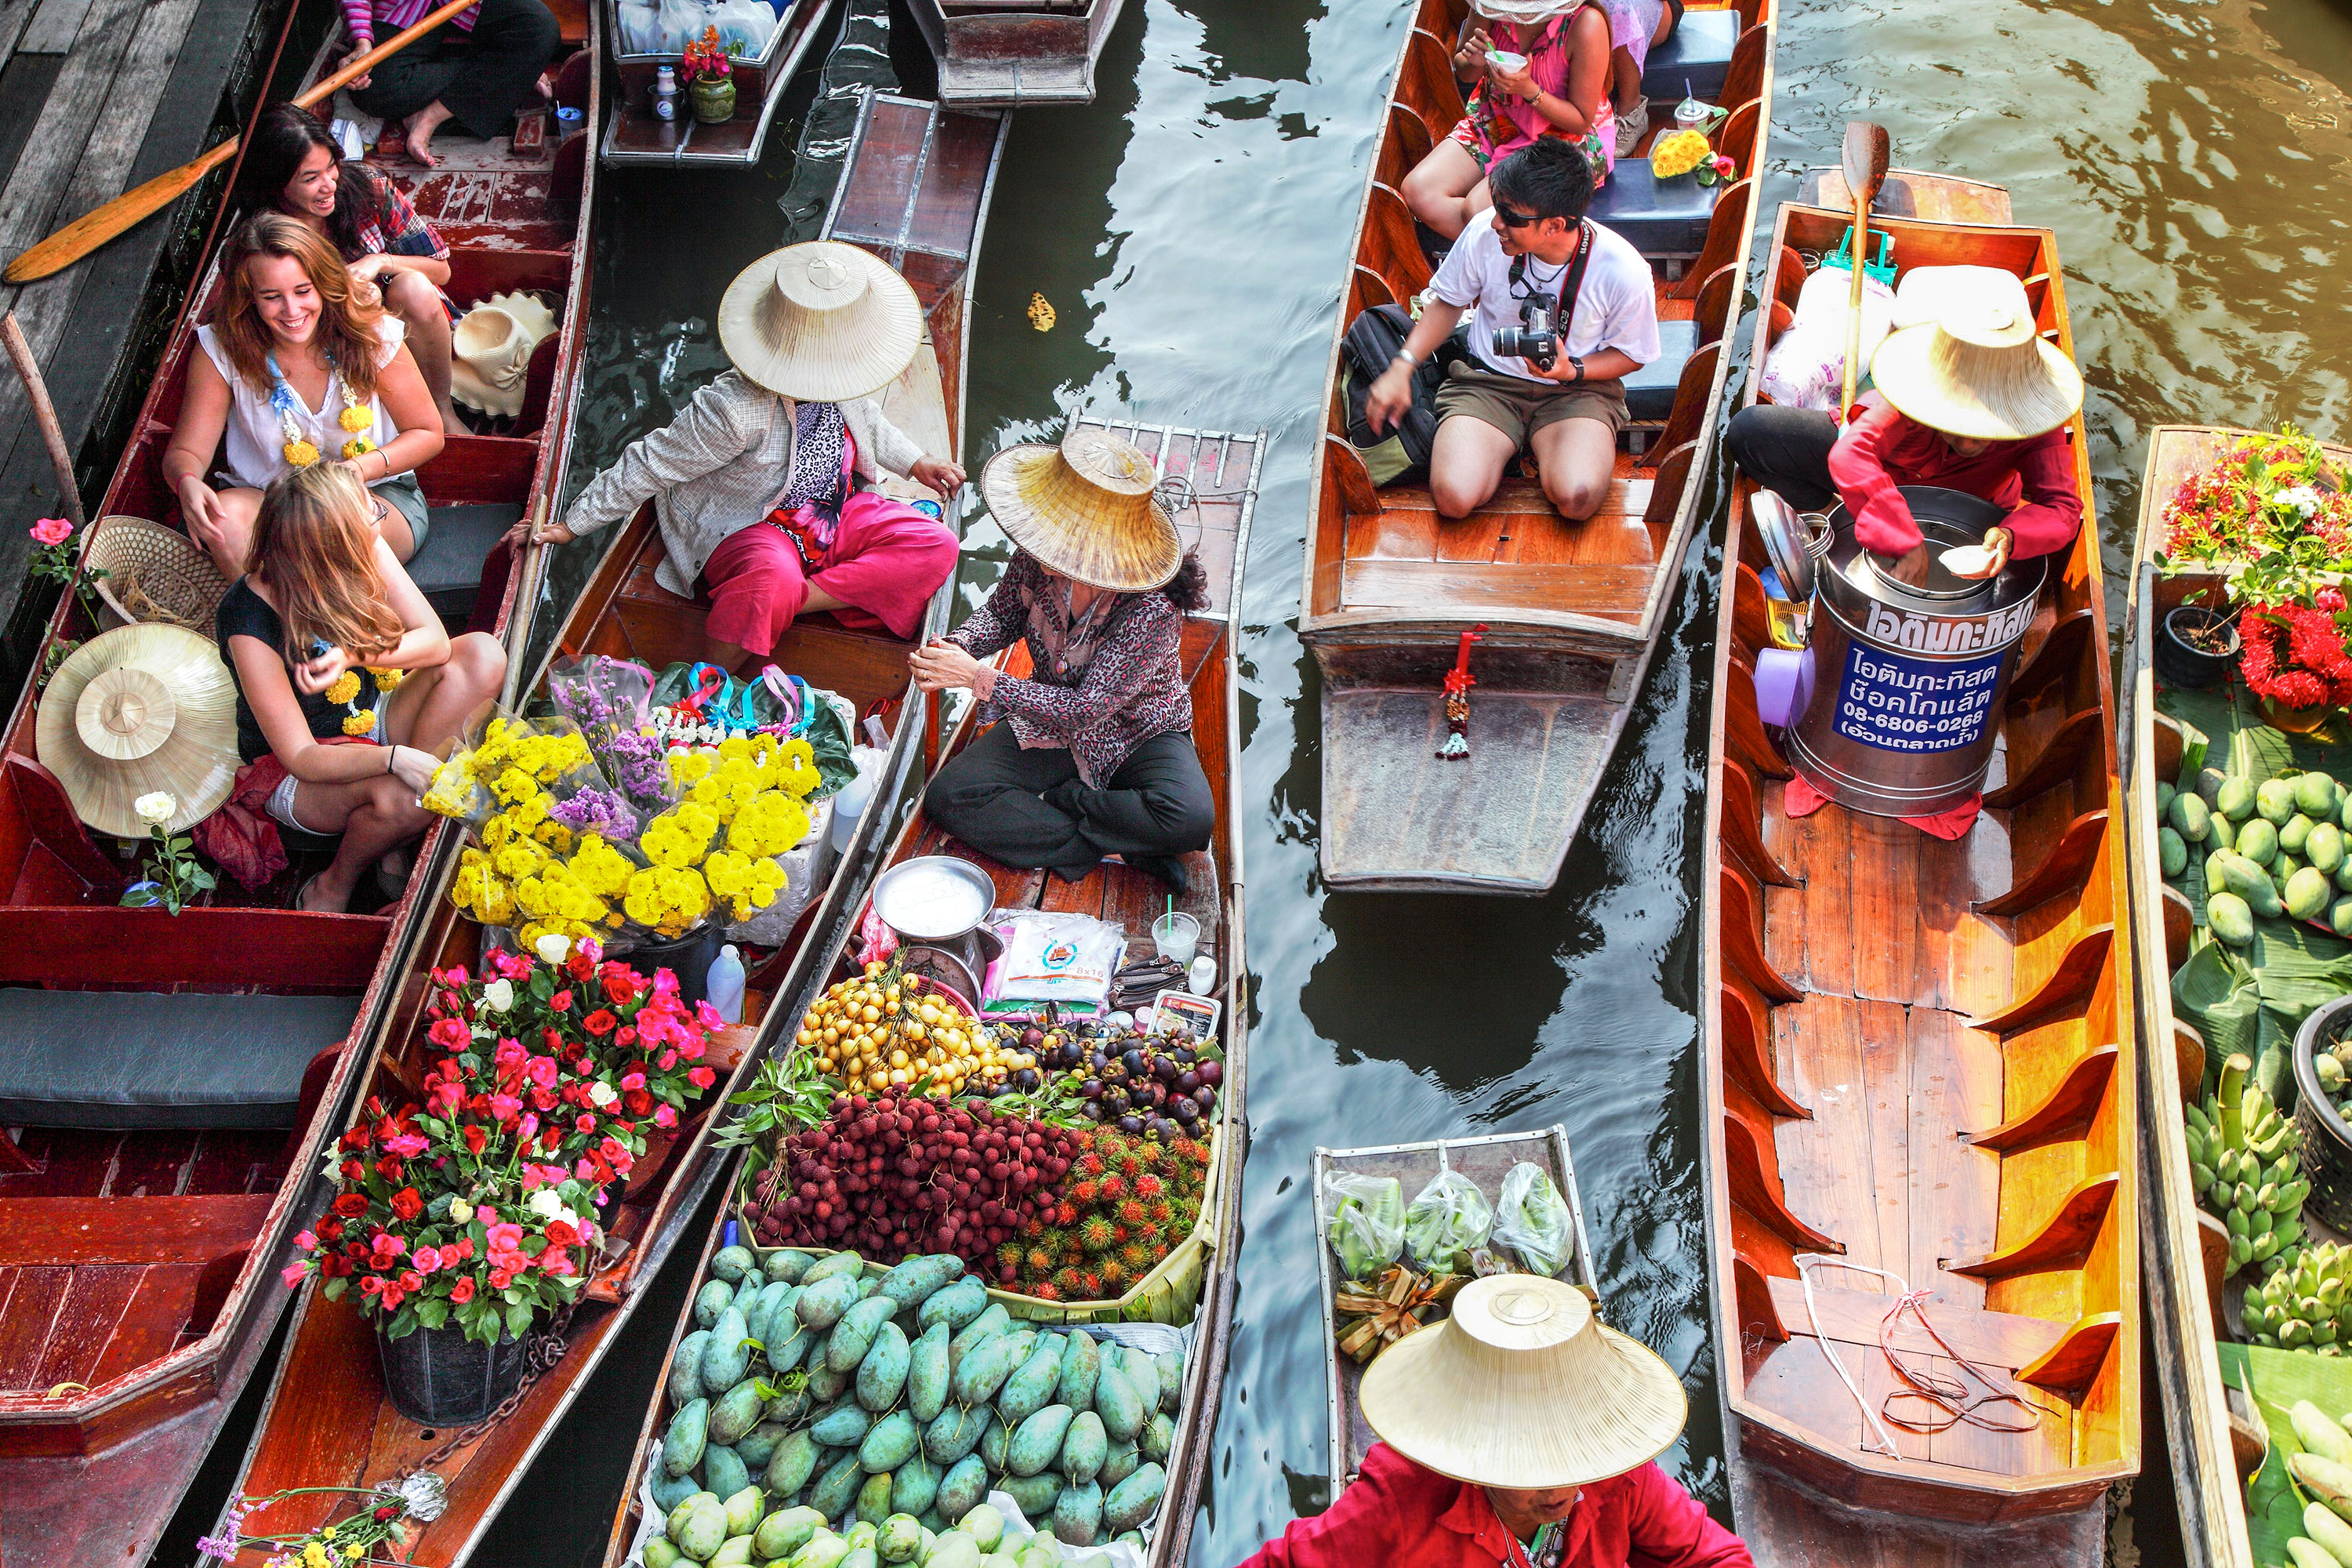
[350,0,561,140]
[924,724,1215,882]
[1724,404,1842,512]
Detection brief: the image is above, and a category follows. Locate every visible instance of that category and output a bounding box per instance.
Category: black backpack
[1340,304,1461,486]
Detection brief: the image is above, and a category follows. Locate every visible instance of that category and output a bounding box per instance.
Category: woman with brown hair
[164,212,445,582]
[216,463,505,912]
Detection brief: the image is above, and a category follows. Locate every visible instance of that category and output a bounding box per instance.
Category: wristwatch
[1568,355,1586,385]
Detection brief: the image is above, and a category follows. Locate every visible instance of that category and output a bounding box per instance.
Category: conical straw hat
[717,241,924,403]
[35,623,240,837]
[452,290,558,418]
[1867,271,2085,442]
[979,429,1184,593]
[1359,1274,1687,1491]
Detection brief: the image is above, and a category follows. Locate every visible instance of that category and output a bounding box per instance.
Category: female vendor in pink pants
[515,242,961,667]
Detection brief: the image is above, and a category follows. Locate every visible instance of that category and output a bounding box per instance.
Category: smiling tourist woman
[162,212,445,580]
[1235,1275,1751,1568]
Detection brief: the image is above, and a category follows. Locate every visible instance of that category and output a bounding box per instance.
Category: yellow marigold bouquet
[452,846,518,927]
[640,800,721,869]
[512,855,625,954]
[624,864,713,939]
[728,789,811,858]
[1650,127,1711,178]
[668,733,824,820]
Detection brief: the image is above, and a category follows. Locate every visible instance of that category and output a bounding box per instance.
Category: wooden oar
[498,498,553,709]
[5,0,480,284]
[1835,121,1892,423]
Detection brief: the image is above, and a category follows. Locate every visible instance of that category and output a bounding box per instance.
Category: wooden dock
[0,0,285,699]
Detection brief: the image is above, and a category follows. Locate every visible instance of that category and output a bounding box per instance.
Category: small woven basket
[85,516,230,639]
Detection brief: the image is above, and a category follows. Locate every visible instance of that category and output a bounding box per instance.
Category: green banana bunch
[2186,1051,2310,1276]
[2242,1240,2352,1351]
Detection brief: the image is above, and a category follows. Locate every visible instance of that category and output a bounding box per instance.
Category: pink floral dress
[1446,14,1615,186]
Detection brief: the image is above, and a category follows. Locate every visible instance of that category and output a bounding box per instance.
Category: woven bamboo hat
[979,429,1183,593]
[1867,271,2085,442]
[1359,1274,1687,1490]
[83,515,230,636]
[36,623,240,838]
[717,241,923,403]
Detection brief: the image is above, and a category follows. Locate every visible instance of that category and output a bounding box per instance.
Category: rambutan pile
[1003,1127,1214,1300]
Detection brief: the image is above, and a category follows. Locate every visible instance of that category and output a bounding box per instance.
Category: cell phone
[308,638,332,661]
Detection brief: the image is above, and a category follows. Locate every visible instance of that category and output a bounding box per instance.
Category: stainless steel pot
[1783,486,2048,818]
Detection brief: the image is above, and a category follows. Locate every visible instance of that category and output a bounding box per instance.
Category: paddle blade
[4,157,218,283]
[1841,122,1892,211]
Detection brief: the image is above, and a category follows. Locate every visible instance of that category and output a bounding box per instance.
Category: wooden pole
[0,311,87,528]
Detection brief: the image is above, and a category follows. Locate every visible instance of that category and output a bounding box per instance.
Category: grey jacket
[562,369,928,597]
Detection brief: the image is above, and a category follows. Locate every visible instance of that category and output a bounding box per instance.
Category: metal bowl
[871,855,996,941]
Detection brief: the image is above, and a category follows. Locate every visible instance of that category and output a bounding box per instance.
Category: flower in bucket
[281,944,723,1340]
[2161,426,2352,608]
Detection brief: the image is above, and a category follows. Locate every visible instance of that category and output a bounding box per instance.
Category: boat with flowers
[196,82,1007,1568]
[590,412,1260,1568]
[2126,426,2352,1568]
[1697,176,2139,1562]
[0,20,601,1566]
[1299,0,1775,894]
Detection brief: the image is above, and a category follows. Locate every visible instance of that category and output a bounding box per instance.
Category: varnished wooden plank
[1968,1045,2117,1152]
[0,1194,275,1265]
[1947,1171,2118,1279]
[28,1261,141,1390]
[0,1263,67,1386]
[1849,811,1921,1004]
[1859,997,1911,1279]
[1795,803,1856,997]
[1906,1007,2002,1309]
[1339,559,1654,619]
[85,1260,204,1385]
[2017,1311,2121,1398]
[1765,1274,2064,1373]
[1773,996,1878,1271]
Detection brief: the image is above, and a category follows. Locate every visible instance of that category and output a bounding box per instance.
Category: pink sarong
[699,492,958,650]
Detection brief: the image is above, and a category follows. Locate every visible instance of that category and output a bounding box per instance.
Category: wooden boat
[600,0,836,168]
[910,0,1127,108]
[0,23,601,1566]
[1697,183,2140,1560]
[1312,1127,1599,1486]
[2125,425,2352,1568]
[1299,0,1775,895]
[597,412,1263,1567]
[207,84,1006,1568]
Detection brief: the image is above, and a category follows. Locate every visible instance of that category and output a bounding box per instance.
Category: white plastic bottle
[652,64,679,122]
[706,943,746,1024]
[829,745,886,854]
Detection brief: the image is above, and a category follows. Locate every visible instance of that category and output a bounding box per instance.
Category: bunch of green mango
[2165,767,2352,945]
[2188,1051,2309,1278]
[2282,1401,2352,1568]
[648,1243,1186,1557]
[643,1496,1123,1568]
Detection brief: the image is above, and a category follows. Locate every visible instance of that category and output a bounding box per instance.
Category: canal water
[177,0,2352,1560]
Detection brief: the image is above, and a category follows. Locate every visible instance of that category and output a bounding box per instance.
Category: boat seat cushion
[1642,9,1740,100]
[412,503,522,621]
[1590,165,1719,256]
[0,989,360,1130]
[1625,318,1697,422]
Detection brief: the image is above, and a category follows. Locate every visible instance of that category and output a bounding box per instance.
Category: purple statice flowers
[550,786,639,840]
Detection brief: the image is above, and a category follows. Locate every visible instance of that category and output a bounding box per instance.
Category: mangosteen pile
[1022,1022,1224,1139]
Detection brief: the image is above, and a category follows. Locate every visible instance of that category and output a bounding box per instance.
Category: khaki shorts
[1435,362,1629,448]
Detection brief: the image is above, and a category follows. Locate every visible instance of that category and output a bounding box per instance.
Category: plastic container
[628,923,722,1007]
[829,745,886,854]
[706,943,746,1024]
[1187,954,1217,996]
[1674,83,1707,132]
[1152,910,1200,967]
[377,1320,529,1425]
[652,64,678,122]
[2294,996,2352,1233]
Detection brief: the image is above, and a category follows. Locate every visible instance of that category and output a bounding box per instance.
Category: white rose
[527,1189,562,1218]
[534,932,572,964]
[481,978,515,1013]
[588,1080,618,1108]
[133,791,176,826]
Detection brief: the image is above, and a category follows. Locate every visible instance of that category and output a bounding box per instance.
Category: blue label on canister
[1834,642,2005,754]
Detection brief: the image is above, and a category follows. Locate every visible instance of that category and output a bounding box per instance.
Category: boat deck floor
[898,821,1223,974]
[1730,1461,2104,1566]
[0,1125,288,1396]
[1339,466,1661,623]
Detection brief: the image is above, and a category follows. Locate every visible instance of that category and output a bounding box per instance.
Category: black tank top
[214,577,380,763]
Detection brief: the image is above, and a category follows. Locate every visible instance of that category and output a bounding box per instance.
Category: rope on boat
[1792,1254,1903,1459]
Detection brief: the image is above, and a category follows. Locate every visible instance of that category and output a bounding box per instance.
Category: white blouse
[194,316,409,491]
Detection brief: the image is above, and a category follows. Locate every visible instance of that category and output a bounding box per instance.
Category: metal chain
[404,1296,581,1475]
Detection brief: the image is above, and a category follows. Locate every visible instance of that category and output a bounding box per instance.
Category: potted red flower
[281,936,723,1424]
[679,26,742,125]
[2238,594,2352,731]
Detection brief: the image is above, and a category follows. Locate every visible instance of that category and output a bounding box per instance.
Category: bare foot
[404,100,456,166]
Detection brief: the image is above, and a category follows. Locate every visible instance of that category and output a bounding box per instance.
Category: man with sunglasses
[1365,137,1658,523]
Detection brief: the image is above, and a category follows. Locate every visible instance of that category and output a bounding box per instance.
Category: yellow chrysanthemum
[704,849,786,921]
[341,437,376,460]
[421,755,483,819]
[284,440,321,467]
[623,865,712,938]
[1650,128,1711,178]
[728,790,811,858]
[342,710,377,736]
[640,803,719,869]
[324,670,362,705]
[339,404,374,433]
[570,834,637,899]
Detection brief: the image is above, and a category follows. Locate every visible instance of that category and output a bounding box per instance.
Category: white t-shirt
[195,316,408,490]
[1427,219,1661,385]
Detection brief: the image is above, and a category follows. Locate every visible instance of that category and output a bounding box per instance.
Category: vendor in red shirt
[1725,271,2086,586]
[1236,1275,1751,1568]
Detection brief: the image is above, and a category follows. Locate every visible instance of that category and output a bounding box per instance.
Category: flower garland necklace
[267,348,376,467]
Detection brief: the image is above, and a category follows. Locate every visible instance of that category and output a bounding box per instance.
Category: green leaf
[416,1297,451,1330]
[2216,1344,2352,1567]
[504,1300,535,1339]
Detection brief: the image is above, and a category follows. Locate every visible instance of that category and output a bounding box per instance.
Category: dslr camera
[1493,291,1559,372]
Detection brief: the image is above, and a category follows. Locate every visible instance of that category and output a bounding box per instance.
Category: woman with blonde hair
[216,463,504,912]
[165,211,445,582]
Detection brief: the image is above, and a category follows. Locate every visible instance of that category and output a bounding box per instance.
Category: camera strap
[1509,219,1595,328]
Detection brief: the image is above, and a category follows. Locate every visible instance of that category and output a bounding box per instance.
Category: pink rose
[654,1104,677,1129]
[29,517,71,546]
[541,1248,577,1277]
[379,1285,406,1312]
[491,1093,522,1123]
[518,1112,539,1142]
[386,1132,428,1159]
[524,1055,557,1088]
[657,1050,677,1071]
[281,1261,309,1288]
[294,1230,318,1251]
[485,1222,523,1252]
[428,1018,470,1051]
[411,1246,443,1272]
[620,1071,646,1091]
[688,1066,716,1089]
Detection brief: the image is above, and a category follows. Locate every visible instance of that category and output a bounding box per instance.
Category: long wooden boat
[600,0,836,168]
[206,84,1006,1568]
[1312,1127,1599,1487]
[0,22,601,1565]
[597,412,1261,1567]
[1299,0,1774,895]
[2125,426,2352,1568]
[1698,184,2140,1561]
[910,0,1127,108]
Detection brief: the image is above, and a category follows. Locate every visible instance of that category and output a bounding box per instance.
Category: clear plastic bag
[1404,1167,1493,1276]
[549,653,656,753]
[1320,1170,1405,1283]
[1489,1162,1575,1278]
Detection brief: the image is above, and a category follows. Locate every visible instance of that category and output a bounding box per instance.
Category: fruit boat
[1299,0,1774,894]
[201,83,1007,1568]
[0,16,600,1564]
[1699,178,2140,1561]
[597,412,1262,1566]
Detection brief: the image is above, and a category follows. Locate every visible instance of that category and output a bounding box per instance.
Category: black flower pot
[376,1318,531,1426]
[2292,996,2352,1234]
[2155,604,2241,690]
[626,924,723,1008]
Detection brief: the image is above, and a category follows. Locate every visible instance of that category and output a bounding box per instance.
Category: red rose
[546,1219,580,1247]
[399,1270,423,1292]
[449,1276,474,1304]
[463,1124,487,1155]
[550,989,573,1012]
[576,1113,597,1134]
[489,1267,514,1289]
[332,1192,370,1218]
[688,1065,716,1089]
[340,1159,365,1182]
[340,1127,369,1151]
[323,1254,354,1279]
[317,1218,344,1242]
[390,1187,424,1221]
[374,1156,404,1183]
[601,971,638,1005]
[583,1009,617,1036]
[624,1088,653,1116]
[375,1504,400,1523]
[566,949,596,982]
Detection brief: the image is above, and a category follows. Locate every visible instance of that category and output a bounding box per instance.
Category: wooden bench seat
[1341,560,1653,621]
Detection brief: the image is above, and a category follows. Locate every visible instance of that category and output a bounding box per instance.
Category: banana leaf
[2216,1343,2352,1568]
[2176,919,2352,1107]
[2159,684,2339,782]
